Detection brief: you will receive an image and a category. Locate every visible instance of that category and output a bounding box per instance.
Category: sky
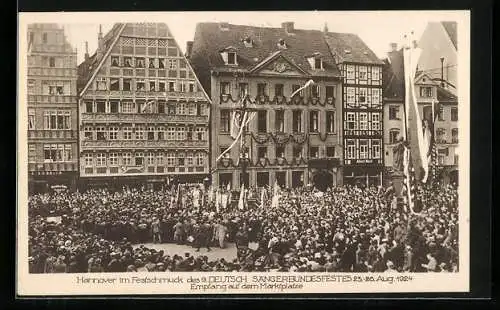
[30,11,463,65]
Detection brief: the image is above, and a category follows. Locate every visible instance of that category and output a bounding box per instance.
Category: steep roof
[324,32,384,65]
[437,86,457,102]
[189,22,341,95]
[77,23,124,93]
[441,21,457,50]
[383,48,405,100]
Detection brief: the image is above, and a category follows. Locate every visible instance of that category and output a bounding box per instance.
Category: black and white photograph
[17,11,470,295]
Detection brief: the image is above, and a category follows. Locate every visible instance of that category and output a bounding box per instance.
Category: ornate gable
[250,53,308,76]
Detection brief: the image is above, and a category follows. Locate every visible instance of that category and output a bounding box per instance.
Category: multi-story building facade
[383,45,459,188]
[77,23,211,190]
[27,24,79,193]
[324,33,385,187]
[189,22,342,190]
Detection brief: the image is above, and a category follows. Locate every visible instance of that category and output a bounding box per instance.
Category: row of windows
[109,56,185,69]
[219,170,305,188]
[83,126,207,141]
[345,65,382,82]
[35,144,73,162]
[344,112,382,131]
[27,110,72,130]
[92,77,197,92]
[388,106,458,121]
[388,128,459,144]
[220,110,336,133]
[83,100,206,115]
[220,82,336,99]
[345,139,382,160]
[83,152,206,167]
[344,87,382,107]
[220,145,337,160]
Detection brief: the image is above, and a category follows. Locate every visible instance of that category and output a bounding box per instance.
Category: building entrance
[312,170,332,192]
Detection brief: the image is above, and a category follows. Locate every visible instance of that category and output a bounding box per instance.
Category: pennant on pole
[238,183,245,210]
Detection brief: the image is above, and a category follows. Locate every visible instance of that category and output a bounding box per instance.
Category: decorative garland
[249,132,329,145]
[219,94,336,107]
[217,157,308,169]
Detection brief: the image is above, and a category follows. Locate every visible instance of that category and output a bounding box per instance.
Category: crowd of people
[27,182,459,273]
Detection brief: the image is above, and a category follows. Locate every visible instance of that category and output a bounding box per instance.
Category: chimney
[390,43,397,52]
[323,22,329,34]
[281,22,294,34]
[185,41,193,58]
[97,24,104,54]
[84,41,89,61]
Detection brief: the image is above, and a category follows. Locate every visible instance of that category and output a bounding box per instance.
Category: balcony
[80,139,209,150]
[28,67,77,78]
[27,95,78,104]
[28,130,77,140]
[80,113,209,124]
[28,162,78,172]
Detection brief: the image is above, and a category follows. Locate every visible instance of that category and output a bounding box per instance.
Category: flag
[271,181,280,208]
[238,183,245,210]
[290,79,315,98]
[230,110,244,139]
[141,100,155,113]
[260,186,268,208]
[208,185,214,204]
[175,184,181,207]
[215,188,221,213]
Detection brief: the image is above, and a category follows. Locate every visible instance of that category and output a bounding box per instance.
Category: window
[159,81,166,92]
[436,128,446,143]
[168,59,177,70]
[256,172,269,187]
[326,111,335,133]
[227,52,236,65]
[146,152,155,166]
[49,57,56,68]
[276,146,285,158]
[157,101,165,114]
[346,87,356,105]
[257,110,267,132]
[220,147,230,159]
[167,127,176,140]
[96,78,107,91]
[111,56,120,67]
[27,79,35,94]
[147,126,155,140]
[122,101,134,113]
[346,65,355,79]
[159,59,165,69]
[389,106,400,120]
[452,128,458,143]
[109,153,119,166]
[311,85,320,98]
[123,57,133,67]
[110,78,119,91]
[454,154,459,165]
[372,139,381,159]
[451,107,458,121]
[188,104,196,115]
[135,57,145,68]
[123,126,132,140]
[326,86,335,99]
[326,146,335,157]
[314,58,323,70]
[258,147,267,159]
[239,83,248,97]
[28,144,36,163]
[372,88,381,106]
[346,139,356,159]
[371,112,381,130]
[196,127,205,140]
[148,58,156,68]
[95,153,106,167]
[122,152,132,166]
[372,67,381,82]
[122,79,131,91]
[293,146,302,158]
[176,127,185,140]
[186,152,194,166]
[96,101,105,113]
[359,66,367,80]
[108,127,119,140]
[157,153,164,166]
[157,126,165,140]
[84,126,93,140]
[389,129,400,144]
[186,127,193,140]
[292,110,302,132]
[196,153,205,166]
[275,84,284,97]
[42,33,47,43]
[359,113,368,130]
[358,88,367,104]
[291,84,303,97]
[84,153,93,166]
[177,103,186,115]
[167,152,175,166]
[135,126,144,140]
[109,100,119,113]
[419,86,433,98]
[309,147,319,158]
[309,111,319,132]
[149,81,156,92]
[28,109,35,130]
[168,81,176,92]
[220,82,230,95]
[346,112,356,130]
[438,148,448,165]
[167,103,176,115]
[136,79,146,91]
[359,140,369,159]
[96,126,106,141]
[43,111,70,130]
[275,110,285,132]
[220,110,230,133]
[257,83,267,96]
[85,101,93,113]
[135,152,144,166]
[189,82,195,93]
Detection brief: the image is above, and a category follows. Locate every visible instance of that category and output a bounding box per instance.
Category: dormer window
[228,52,237,65]
[314,58,323,70]
[277,39,287,49]
[307,52,323,70]
[243,37,253,48]
[220,47,238,66]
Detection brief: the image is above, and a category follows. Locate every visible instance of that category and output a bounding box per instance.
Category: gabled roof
[324,32,384,65]
[383,48,404,100]
[189,22,341,95]
[437,86,457,102]
[441,21,457,50]
[77,24,124,93]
